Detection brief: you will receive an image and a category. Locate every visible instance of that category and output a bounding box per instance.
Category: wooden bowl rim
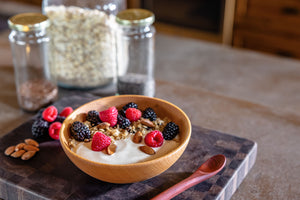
[60,95,192,167]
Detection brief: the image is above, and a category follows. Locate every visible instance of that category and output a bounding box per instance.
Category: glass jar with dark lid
[116,9,156,97]
[8,13,57,112]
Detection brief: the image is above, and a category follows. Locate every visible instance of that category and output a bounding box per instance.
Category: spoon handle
[151,172,214,200]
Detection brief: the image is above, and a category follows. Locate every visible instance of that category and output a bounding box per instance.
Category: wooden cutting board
[0,94,257,200]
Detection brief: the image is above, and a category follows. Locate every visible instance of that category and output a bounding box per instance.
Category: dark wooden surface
[0,94,257,200]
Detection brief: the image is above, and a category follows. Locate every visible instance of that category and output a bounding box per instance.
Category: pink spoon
[151,154,226,200]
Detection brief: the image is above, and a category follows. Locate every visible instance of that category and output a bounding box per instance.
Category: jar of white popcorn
[42,0,126,89]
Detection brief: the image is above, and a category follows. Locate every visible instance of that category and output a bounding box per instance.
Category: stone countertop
[0,28,299,200]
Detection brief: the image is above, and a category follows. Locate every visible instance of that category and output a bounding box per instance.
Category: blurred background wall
[1,0,300,59]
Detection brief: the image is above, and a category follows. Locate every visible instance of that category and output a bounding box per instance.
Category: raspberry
[59,106,73,118]
[48,122,61,140]
[126,108,142,122]
[70,121,91,141]
[86,110,101,127]
[42,106,58,122]
[32,119,49,139]
[99,107,118,127]
[117,114,131,129]
[163,122,179,140]
[142,107,157,121]
[144,130,164,147]
[91,132,111,151]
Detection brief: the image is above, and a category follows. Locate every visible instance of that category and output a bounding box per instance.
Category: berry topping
[59,106,73,118]
[144,130,164,147]
[142,107,157,121]
[32,119,49,139]
[126,108,142,122]
[119,102,138,117]
[54,115,66,123]
[99,107,118,127]
[123,102,138,111]
[163,122,179,140]
[42,106,58,122]
[117,114,131,129]
[48,122,61,140]
[86,110,101,127]
[118,109,126,117]
[91,132,111,151]
[70,121,91,141]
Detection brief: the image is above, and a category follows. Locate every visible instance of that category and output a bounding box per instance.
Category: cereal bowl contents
[60,95,191,183]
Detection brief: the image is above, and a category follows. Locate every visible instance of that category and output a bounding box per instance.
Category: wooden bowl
[59,95,192,183]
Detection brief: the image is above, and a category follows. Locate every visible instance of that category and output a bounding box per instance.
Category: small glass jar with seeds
[116,9,156,97]
[8,13,58,112]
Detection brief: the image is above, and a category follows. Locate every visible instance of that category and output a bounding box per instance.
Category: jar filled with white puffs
[42,0,126,89]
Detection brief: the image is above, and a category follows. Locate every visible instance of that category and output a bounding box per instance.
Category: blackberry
[86,110,101,126]
[142,107,157,121]
[162,122,179,140]
[117,114,131,129]
[32,119,49,139]
[54,115,66,123]
[122,102,138,111]
[118,109,126,117]
[70,121,91,141]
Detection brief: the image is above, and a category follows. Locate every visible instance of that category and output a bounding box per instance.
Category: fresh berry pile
[31,105,73,141]
[70,102,180,154]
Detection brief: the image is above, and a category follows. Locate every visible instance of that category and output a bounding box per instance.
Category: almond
[24,144,39,152]
[133,131,143,143]
[139,146,156,155]
[97,122,110,129]
[15,143,26,151]
[141,118,155,128]
[4,146,15,156]
[24,139,39,147]
[10,150,26,158]
[106,143,117,155]
[21,151,36,160]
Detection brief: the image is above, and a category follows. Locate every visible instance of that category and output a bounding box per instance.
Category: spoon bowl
[198,154,226,173]
[151,154,226,200]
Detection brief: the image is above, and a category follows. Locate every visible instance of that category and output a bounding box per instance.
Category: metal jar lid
[8,13,49,32]
[116,9,155,26]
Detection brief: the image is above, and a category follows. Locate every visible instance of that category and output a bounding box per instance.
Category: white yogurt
[72,135,180,165]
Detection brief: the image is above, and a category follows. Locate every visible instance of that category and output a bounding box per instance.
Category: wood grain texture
[234,0,300,58]
[0,94,257,200]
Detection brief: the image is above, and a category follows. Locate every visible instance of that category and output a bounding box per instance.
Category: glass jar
[116,9,155,97]
[42,0,126,89]
[8,13,58,112]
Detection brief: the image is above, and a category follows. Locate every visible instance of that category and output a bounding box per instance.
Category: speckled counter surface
[0,28,299,199]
